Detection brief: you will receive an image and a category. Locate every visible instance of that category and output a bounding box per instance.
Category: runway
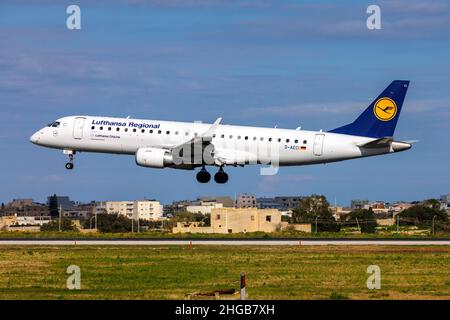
[0,239,449,246]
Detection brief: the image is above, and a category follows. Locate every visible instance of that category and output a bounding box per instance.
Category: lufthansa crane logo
[373,97,397,121]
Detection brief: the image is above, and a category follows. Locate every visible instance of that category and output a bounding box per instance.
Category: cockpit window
[47,121,60,128]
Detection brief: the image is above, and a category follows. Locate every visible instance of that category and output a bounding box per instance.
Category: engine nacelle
[135,147,174,168]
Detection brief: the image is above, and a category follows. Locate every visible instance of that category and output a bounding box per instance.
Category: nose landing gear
[65,162,74,170]
[64,150,75,170]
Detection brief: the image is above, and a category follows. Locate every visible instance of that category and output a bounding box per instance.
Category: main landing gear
[196,167,211,183]
[64,150,75,170]
[214,167,228,184]
[196,166,228,184]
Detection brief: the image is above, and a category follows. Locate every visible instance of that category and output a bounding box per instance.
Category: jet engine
[135,147,174,168]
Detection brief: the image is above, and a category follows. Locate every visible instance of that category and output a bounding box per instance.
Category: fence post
[240,272,246,300]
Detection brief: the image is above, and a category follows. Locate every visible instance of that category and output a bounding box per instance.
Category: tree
[422,199,441,210]
[172,211,196,222]
[291,194,340,232]
[40,218,78,232]
[96,214,131,233]
[399,205,448,228]
[292,194,330,222]
[345,208,377,233]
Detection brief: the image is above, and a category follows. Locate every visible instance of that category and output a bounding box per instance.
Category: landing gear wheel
[214,168,229,184]
[65,162,74,170]
[196,169,211,183]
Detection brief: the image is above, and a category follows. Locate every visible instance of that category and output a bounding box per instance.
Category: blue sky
[0,0,449,206]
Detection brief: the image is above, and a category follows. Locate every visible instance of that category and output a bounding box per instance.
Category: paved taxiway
[0,240,449,246]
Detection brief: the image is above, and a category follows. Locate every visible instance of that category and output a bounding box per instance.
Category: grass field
[0,245,449,300]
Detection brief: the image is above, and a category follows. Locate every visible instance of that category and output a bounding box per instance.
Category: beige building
[173,208,298,234]
[98,200,163,220]
[211,208,282,233]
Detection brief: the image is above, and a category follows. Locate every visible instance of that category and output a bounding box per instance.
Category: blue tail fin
[329,80,410,138]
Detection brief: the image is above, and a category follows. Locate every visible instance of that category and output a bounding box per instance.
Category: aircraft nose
[30,131,41,144]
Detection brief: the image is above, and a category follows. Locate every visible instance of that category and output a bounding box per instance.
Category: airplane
[30,80,412,184]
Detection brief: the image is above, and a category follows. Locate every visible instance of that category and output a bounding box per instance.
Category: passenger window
[175,131,179,135]
[212,134,216,138]
[237,136,241,140]
[303,140,307,144]
[260,137,264,141]
[268,138,272,142]
[116,128,120,132]
[108,127,112,131]
[253,137,256,141]
[166,131,170,134]
[221,134,225,138]
[277,138,281,142]
[133,128,137,132]
[100,127,103,130]
[229,135,233,139]
[141,129,145,133]
[125,128,128,132]
[286,139,290,143]
[295,139,298,143]
[91,126,95,130]
[245,136,248,140]
[158,130,162,134]
[150,130,153,133]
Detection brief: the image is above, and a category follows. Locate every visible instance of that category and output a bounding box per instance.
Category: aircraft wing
[150,117,222,151]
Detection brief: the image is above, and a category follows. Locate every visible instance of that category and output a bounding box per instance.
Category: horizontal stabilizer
[357,137,393,148]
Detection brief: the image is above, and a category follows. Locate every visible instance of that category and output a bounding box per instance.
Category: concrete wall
[172,222,212,234]
[290,224,312,233]
[376,218,395,226]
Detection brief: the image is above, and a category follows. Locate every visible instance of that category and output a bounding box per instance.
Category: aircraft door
[313,134,325,156]
[73,117,86,139]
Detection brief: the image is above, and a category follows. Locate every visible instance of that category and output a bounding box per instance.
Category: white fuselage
[30,116,409,170]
